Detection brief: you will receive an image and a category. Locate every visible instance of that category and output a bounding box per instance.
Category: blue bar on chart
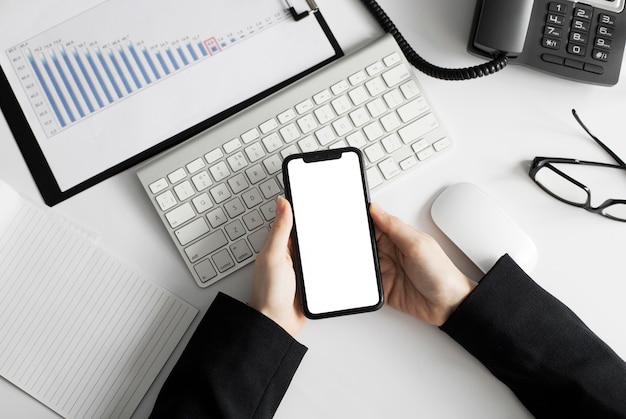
[71,47,104,109]
[128,44,151,84]
[26,49,66,128]
[60,48,94,113]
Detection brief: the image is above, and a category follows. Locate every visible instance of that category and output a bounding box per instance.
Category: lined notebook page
[0,181,198,418]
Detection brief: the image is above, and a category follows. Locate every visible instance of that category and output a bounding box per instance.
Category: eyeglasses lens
[534,164,588,205]
[602,203,626,221]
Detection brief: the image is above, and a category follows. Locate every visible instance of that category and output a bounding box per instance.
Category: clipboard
[0,0,342,206]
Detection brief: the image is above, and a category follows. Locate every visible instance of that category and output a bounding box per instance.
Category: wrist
[439,275,478,325]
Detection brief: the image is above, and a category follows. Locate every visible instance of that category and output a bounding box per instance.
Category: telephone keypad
[541,1,620,77]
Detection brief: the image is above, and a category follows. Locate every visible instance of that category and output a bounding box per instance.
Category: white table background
[1,1,625,417]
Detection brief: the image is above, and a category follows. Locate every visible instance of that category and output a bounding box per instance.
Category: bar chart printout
[7,0,291,138]
[0,0,338,200]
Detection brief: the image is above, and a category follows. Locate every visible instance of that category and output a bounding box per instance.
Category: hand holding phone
[282,148,383,319]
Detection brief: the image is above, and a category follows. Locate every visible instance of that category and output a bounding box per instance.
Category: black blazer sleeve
[441,254,626,418]
[149,292,307,419]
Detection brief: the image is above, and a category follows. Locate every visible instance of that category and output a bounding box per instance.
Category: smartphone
[282,148,383,319]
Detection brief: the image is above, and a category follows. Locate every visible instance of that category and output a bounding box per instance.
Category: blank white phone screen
[287,151,380,315]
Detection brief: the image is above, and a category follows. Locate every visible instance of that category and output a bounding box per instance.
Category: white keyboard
[137,34,452,288]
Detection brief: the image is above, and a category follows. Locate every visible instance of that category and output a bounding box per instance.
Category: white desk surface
[2,1,625,417]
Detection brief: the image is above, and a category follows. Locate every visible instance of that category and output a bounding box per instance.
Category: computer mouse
[431,182,537,274]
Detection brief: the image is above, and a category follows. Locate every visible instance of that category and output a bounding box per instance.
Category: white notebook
[0,180,197,418]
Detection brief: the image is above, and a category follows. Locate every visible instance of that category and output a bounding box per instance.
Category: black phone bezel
[282,147,384,319]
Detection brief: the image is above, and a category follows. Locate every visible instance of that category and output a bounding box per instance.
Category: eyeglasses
[529,109,626,222]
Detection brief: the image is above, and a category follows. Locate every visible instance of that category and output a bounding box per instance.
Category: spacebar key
[185,230,228,263]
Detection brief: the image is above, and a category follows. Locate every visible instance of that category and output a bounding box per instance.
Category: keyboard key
[383,89,404,109]
[331,79,350,95]
[412,139,430,153]
[366,166,384,188]
[227,151,248,172]
[346,131,367,148]
[207,207,228,228]
[212,249,235,272]
[245,143,266,162]
[365,77,386,96]
[398,113,439,143]
[230,240,253,263]
[192,193,213,213]
[315,126,336,146]
[313,89,332,104]
[149,178,168,194]
[383,52,402,66]
[400,80,420,99]
[397,97,429,122]
[400,155,418,170]
[186,158,205,174]
[194,259,217,283]
[168,168,186,184]
[349,70,367,85]
[174,180,195,201]
[165,203,195,228]
[382,64,411,87]
[299,136,319,152]
[156,190,177,211]
[242,188,263,208]
[245,164,267,184]
[381,133,402,153]
[241,128,260,143]
[259,178,281,199]
[295,99,314,114]
[349,108,370,127]
[260,200,277,221]
[279,123,300,143]
[225,220,246,240]
[363,121,384,141]
[366,98,387,118]
[210,161,230,182]
[281,145,299,159]
[259,118,278,134]
[433,137,451,152]
[262,133,283,153]
[210,183,231,204]
[224,198,245,218]
[364,143,385,163]
[297,114,317,134]
[191,171,212,191]
[248,227,270,252]
[243,210,264,231]
[205,148,223,164]
[228,173,249,194]
[223,138,242,153]
[378,157,401,179]
[277,108,296,124]
[332,116,353,136]
[262,154,282,174]
[380,112,401,132]
[417,146,435,161]
[366,60,385,76]
[348,85,370,106]
[175,218,209,246]
[331,95,352,115]
[314,104,335,124]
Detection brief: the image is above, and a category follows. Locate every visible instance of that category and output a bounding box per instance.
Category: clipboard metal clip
[285,0,318,21]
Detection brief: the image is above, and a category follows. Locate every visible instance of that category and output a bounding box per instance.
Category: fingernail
[276,196,286,216]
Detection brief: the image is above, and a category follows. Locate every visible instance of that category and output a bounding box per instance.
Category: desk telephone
[362,0,625,86]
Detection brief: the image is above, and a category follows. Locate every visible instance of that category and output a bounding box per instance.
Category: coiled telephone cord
[360,0,508,80]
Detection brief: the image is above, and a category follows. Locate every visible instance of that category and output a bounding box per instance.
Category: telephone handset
[362,0,625,86]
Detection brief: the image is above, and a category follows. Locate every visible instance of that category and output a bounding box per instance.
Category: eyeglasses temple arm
[571,109,626,168]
